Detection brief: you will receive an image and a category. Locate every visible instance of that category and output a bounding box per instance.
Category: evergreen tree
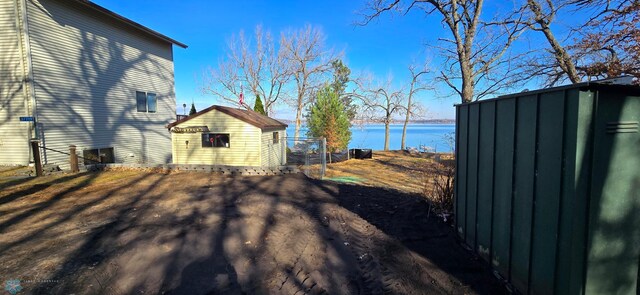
[254,94,267,116]
[189,103,197,115]
[306,86,351,155]
[330,59,356,121]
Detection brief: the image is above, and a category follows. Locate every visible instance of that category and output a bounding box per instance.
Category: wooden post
[30,140,43,177]
[69,145,79,173]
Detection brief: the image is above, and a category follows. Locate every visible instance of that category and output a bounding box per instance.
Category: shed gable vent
[606,121,639,133]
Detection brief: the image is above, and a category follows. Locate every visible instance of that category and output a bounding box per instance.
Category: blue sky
[91,1,581,119]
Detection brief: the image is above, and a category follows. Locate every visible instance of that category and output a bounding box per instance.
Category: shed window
[273,132,279,144]
[82,147,114,165]
[202,133,230,148]
[136,91,157,113]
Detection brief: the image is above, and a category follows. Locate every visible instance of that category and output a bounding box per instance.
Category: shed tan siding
[260,129,286,167]
[171,110,262,166]
[26,0,175,166]
[0,0,30,165]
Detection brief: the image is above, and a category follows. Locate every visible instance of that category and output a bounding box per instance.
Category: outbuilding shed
[454,81,639,294]
[167,105,288,167]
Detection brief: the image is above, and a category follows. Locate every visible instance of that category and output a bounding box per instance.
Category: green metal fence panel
[510,95,538,293]
[456,106,469,239]
[586,90,640,295]
[477,101,496,261]
[556,89,592,295]
[466,104,480,248]
[454,83,640,295]
[491,98,516,278]
[530,91,566,295]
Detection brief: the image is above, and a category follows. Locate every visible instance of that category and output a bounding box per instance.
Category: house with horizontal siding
[0,0,186,167]
[168,105,288,167]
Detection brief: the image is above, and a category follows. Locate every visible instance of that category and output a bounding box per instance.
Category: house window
[136,91,157,113]
[202,133,230,148]
[136,91,147,112]
[273,132,279,144]
[147,93,157,113]
[82,147,115,165]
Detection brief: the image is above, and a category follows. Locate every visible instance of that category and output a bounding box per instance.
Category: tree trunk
[294,104,302,141]
[460,60,475,103]
[401,88,413,150]
[401,119,408,150]
[384,119,390,151]
[527,0,580,84]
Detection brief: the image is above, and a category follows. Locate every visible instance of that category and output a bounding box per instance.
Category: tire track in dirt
[332,210,389,294]
[264,205,327,295]
[332,204,452,295]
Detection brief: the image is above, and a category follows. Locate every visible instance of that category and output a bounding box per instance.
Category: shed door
[586,93,640,295]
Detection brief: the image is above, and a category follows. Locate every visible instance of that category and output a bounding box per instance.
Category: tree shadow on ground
[311,178,507,295]
[1,171,505,294]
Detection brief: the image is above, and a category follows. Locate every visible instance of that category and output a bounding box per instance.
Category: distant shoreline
[277,119,456,125]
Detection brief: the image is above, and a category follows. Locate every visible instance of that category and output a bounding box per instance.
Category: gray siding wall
[0,0,30,165]
[26,0,176,166]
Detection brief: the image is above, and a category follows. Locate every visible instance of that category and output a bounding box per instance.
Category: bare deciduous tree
[355,74,405,151]
[202,25,290,116]
[281,25,337,141]
[522,0,581,86]
[569,0,640,81]
[361,0,528,103]
[401,62,430,150]
[516,0,639,86]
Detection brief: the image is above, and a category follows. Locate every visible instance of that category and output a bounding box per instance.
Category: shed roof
[456,78,640,107]
[75,0,187,48]
[167,105,288,130]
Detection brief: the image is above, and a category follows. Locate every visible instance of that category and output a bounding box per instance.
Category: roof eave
[76,0,188,49]
[166,106,288,130]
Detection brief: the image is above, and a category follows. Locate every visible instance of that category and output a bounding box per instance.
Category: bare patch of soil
[0,170,503,294]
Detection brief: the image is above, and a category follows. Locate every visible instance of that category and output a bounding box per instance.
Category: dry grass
[324,150,454,195]
[0,166,32,179]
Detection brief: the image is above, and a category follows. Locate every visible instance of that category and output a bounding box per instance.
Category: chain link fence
[285,137,326,179]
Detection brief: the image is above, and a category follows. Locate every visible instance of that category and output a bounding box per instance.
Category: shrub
[423,158,455,222]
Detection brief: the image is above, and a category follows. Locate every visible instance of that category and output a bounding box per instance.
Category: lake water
[286,124,456,152]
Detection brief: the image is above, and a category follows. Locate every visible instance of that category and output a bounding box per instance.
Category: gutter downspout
[19,0,38,137]
[19,0,42,162]
[13,0,36,163]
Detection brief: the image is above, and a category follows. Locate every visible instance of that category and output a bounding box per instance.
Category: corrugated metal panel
[556,89,592,294]
[465,103,480,249]
[476,101,495,261]
[530,91,565,294]
[0,0,30,165]
[586,90,640,294]
[171,109,262,166]
[510,95,537,293]
[455,106,468,238]
[491,98,515,277]
[26,0,175,166]
[568,90,594,295]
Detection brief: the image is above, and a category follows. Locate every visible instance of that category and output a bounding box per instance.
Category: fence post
[321,137,326,179]
[30,139,43,177]
[69,145,79,173]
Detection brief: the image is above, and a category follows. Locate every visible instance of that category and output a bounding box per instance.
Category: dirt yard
[0,154,504,294]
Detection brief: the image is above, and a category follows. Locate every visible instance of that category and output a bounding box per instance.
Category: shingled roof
[167,105,288,130]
